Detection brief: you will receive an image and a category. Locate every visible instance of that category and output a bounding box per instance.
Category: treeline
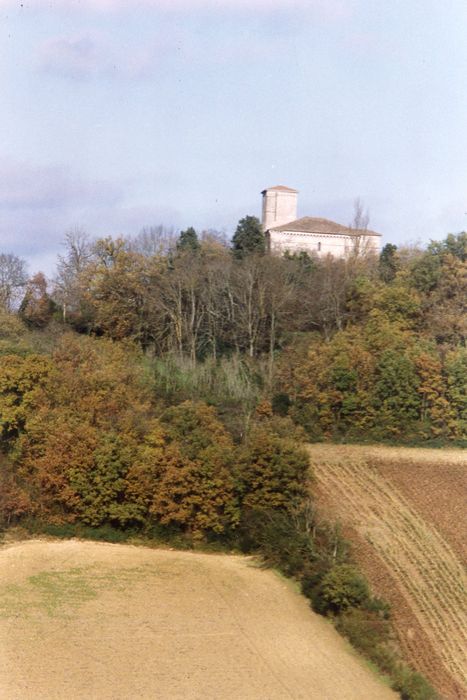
[4,222,465,443]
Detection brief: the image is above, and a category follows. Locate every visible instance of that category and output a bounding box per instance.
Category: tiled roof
[269,216,381,237]
[262,185,298,193]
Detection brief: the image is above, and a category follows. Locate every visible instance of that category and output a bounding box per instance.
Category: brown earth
[308,444,467,700]
[0,539,396,700]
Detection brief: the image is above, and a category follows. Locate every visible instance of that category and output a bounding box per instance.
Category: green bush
[41,522,77,539]
[301,567,331,614]
[391,664,438,700]
[80,525,133,543]
[30,521,134,543]
[365,595,391,619]
[320,564,370,613]
[335,608,390,659]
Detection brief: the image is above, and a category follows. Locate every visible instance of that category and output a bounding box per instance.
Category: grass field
[0,539,396,700]
[308,444,467,700]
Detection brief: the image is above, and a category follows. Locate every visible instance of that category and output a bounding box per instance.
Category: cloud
[0,159,124,260]
[37,31,172,80]
[2,0,353,20]
[0,159,182,273]
[38,35,110,80]
[0,160,122,211]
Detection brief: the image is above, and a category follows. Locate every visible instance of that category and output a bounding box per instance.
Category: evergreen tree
[177,227,200,252]
[232,216,265,258]
[378,243,399,282]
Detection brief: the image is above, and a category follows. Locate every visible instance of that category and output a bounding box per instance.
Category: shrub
[320,564,370,613]
[301,566,331,614]
[236,428,310,512]
[335,608,390,659]
[161,401,233,460]
[391,664,438,700]
[239,508,315,577]
[271,392,291,416]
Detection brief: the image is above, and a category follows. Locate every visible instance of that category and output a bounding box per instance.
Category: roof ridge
[262,185,299,193]
[269,215,381,236]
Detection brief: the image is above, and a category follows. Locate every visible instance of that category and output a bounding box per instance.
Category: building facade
[262,185,381,257]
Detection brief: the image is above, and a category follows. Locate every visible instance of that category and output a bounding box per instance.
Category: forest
[0,219,464,699]
[0,219,465,529]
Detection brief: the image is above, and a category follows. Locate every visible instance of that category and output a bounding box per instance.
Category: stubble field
[0,539,396,700]
[308,444,467,700]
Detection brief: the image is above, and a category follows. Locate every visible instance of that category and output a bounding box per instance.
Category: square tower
[261,185,298,231]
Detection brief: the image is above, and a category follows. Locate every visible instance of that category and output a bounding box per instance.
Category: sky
[1,0,467,276]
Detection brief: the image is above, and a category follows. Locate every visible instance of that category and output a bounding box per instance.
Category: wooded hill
[4,223,466,443]
[0,223,464,699]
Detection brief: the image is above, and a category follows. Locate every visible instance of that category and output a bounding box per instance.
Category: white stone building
[262,185,381,258]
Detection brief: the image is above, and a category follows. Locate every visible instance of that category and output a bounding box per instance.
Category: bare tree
[0,253,28,312]
[199,243,231,359]
[229,256,269,358]
[54,229,93,322]
[263,255,300,382]
[199,229,229,248]
[130,225,177,257]
[349,198,372,257]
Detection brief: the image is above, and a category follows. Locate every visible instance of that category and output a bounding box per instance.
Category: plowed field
[0,539,396,700]
[308,444,467,699]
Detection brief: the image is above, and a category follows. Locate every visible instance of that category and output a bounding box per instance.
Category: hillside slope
[308,444,467,699]
[0,540,395,700]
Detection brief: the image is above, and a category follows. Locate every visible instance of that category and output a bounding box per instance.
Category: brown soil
[0,539,396,700]
[308,444,467,700]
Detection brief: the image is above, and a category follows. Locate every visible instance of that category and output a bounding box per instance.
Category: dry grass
[308,444,467,699]
[0,539,396,700]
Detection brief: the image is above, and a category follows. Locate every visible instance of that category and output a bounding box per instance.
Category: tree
[445,348,467,438]
[415,352,454,437]
[423,254,467,346]
[152,250,206,362]
[19,273,55,328]
[232,216,265,258]
[320,564,370,613]
[348,198,371,257]
[0,454,31,527]
[0,253,28,312]
[373,349,421,435]
[0,353,52,444]
[160,401,232,458]
[379,243,399,282]
[236,428,309,512]
[428,231,466,262]
[151,402,239,538]
[129,225,177,257]
[229,256,269,357]
[14,334,154,524]
[176,227,200,252]
[54,229,93,325]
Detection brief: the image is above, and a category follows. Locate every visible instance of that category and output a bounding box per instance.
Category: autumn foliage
[0,230,459,699]
[0,333,310,537]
